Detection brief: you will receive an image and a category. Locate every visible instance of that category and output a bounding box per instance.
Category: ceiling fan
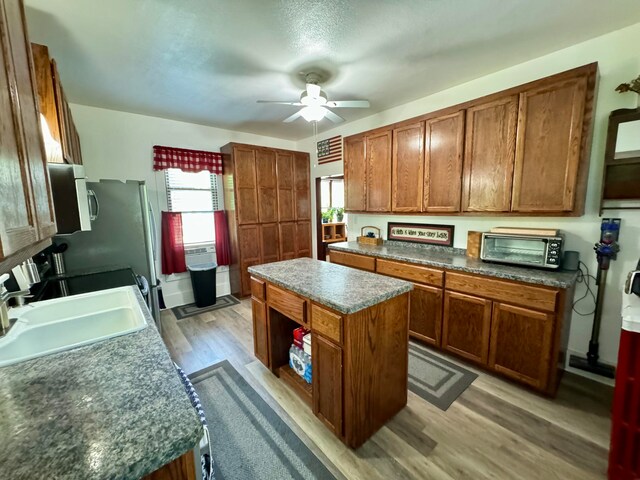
[257,73,370,123]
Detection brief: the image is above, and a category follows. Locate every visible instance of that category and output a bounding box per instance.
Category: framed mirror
[600,107,640,214]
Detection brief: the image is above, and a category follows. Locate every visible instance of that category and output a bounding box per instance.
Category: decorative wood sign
[317,135,342,164]
[387,222,455,247]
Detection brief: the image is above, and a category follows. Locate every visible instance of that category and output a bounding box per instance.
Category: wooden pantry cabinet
[343,63,597,216]
[222,143,312,297]
[331,250,572,395]
[0,0,56,272]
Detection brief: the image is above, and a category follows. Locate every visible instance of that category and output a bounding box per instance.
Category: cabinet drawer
[311,304,343,344]
[445,272,558,313]
[267,284,307,325]
[250,276,266,301]
[376,258,443,287]
[330,250,376,272]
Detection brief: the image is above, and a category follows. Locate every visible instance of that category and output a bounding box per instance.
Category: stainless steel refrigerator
[55,180,161,331]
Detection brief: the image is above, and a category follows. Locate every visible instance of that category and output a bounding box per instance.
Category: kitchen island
[0,288,202,480]
[249,258,413,448]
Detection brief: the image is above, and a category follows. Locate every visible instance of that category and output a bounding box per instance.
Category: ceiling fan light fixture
[300,105,326,122]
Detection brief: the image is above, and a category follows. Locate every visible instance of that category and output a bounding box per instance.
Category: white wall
[71,104,296,308]
[297,22,640,376]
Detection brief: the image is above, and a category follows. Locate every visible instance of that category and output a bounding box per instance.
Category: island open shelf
[249,258,412,448]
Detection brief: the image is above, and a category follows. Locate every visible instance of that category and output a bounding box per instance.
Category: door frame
[315,175,344,261]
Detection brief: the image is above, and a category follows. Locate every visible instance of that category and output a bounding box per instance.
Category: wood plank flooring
[161,299,613,480]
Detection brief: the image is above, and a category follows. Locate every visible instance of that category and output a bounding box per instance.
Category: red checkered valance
[153,145,223,174]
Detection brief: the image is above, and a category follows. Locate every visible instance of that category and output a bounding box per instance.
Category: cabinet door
[424,111,465,213]
[238,224,261,296]
[0,1,40,260]
[366,130,392,212]
[462,96,518,212]
[392,122,424,212]
[260,223,279,264]
[51,61,73,164]
[442,291,492,365]
[293,153,311,220]
[276,151,295,222]
[278,221,296,260]
[489,302,554,389]
[409,284,443,347]
[313,334,343,436]
[31,43,64,163]
[256,149,278,223]
[252,297,269,367]
[344,135,366,211]
[234,147,259,225]
[511,76,588,212]
[295,221,311,258]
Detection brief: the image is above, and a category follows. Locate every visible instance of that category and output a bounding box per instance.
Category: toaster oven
[480,233,564,269]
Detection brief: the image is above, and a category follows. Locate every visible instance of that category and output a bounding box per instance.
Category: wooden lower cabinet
[489,302,554,389]
[295,221,311,258]
[442,291,492,365]
[312,334,343,436]
[409,284,442,346]
[279,222,296,260]
[251,297,269,367]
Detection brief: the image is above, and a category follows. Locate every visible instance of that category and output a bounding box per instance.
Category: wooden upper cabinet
[0,3,37,259]
[276,151,295,222]
[293,153,311,220]
[462,96,518,212]
[234,147,259,225]
[489,302,554,389]
[344,135,366,211]
[424,111,465,213]
[511,76,589,212]
[366,130,392,212]
[392,122,424,212]
[255,149,278,223]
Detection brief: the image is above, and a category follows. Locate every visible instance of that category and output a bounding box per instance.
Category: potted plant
[335,207,344,222]
[321,209,333,223]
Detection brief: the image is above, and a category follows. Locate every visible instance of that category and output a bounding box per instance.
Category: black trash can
[188,262,217,308]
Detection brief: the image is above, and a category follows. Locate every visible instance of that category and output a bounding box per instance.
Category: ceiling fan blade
[323,109,344,123]
[325,100,370,108]
[283,111,303,123]
[306,83,321,99]
[257,100,303,106]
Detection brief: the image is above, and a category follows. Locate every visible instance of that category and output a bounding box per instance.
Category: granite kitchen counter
[249,257,413,314]
[329,241,578,288]
[0,287,202,480]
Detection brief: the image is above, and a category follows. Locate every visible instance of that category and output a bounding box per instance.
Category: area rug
[190,361,336,480]
[408,341,478,411]
[172,295,240,320]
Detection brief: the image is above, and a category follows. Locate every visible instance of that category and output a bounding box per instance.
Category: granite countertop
[249,257,413,314]
[0,287,202,480]
[329,241,578,288]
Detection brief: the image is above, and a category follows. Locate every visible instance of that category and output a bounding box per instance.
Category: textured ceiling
[25,0,640,140]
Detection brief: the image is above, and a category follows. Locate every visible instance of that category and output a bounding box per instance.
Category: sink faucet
[0,273,30,335]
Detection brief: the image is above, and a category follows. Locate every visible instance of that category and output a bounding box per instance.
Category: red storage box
[609,310,640,478]
[293,326,309,349]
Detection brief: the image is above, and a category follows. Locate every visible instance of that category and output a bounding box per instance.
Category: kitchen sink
[0,286,147,367]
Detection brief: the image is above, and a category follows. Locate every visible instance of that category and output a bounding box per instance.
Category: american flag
[317,135,342,164]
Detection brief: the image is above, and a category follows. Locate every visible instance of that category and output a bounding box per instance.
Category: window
[165,168,219,245]
[320,177,344,213]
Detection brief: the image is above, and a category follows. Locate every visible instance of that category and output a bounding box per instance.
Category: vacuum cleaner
[569,218,620,379]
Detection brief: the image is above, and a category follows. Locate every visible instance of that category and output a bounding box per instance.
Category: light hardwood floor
[161,299,613,480]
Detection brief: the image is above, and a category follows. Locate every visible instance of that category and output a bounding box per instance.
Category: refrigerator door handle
[88,189,100,221]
